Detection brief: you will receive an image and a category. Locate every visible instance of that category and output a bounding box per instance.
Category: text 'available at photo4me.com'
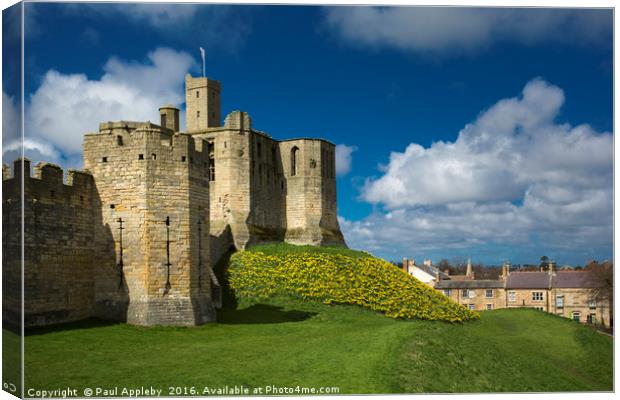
[25,385,341,398]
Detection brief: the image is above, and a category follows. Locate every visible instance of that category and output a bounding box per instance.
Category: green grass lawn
[14,298,612,395]
[6,245,613,395]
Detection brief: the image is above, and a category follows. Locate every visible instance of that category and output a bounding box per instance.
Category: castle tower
[185,74,221,131]
[83,122,214,326]
[159,104,180,132]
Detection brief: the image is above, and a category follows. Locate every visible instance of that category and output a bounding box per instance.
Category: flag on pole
[199,47,206,77]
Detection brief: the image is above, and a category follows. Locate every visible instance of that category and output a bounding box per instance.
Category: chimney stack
[466,258,473,279]
[548,260,556,276]
[435,271,440,283]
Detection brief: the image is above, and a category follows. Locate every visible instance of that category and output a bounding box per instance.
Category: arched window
[291,147,299,176]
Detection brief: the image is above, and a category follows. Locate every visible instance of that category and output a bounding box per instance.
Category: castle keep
[2,73,345,328]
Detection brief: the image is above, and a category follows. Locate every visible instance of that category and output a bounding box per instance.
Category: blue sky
[2,3,613,266]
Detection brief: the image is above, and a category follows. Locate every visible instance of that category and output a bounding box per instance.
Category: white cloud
[61,3,200,29]
[343,78,612,264]
[2,91,20,145]
[335,144,357,176]
[323,7,611,55]
[25,48,195,159]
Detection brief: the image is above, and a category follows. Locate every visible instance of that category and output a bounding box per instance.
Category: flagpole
[200,47,206,77]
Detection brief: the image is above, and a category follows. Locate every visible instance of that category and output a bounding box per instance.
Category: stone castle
[2,73,345,328]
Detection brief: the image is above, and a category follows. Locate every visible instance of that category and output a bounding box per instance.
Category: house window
[572,312,581,322]
[486,304,493,311]
[443,289,452,296]
[468,304,475,311]
[556,296,564,308]
[291,146,299,176]
[532,292,543,301]
[461,289,468,298]
[588,299,596,309]
[508,291,516,302]
[534,307,544,311]
[468,290,475,298]
[485,289,493,299]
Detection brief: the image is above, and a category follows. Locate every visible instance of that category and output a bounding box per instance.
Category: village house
[430,261,612,329]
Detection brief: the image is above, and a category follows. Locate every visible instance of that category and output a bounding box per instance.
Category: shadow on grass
[24,318,123,336]
[217,304,317,325]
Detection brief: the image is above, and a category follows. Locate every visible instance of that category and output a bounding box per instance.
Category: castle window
[224,141,227,148]
[209,157,215,181]
[291,146,299,176]
[257,141,262,158]
[117,135,123,146]
[102,157,108,163]
[138,154,144,160]
[197,111,200,119]
[151,153,157,160]
[80,195,84,202]
[208,141,214,155]
[181,156,186,162]
[196,91,200,98]
[110,204,115,209]
[50,190,55,198]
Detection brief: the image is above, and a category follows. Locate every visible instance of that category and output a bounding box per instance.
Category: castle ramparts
[3,72,345,328]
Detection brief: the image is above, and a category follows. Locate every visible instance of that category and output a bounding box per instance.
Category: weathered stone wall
[190,109,346,264]
[441,287,507,311]
[280,138,344,245]
[186,74,221,131]
[84,123,214,325]
[505,288,550,311]
[549,288,610,327]
[2,159,111,327]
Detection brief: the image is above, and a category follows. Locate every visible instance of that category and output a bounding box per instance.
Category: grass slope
[7,244,613,394]
[229,244,476,322]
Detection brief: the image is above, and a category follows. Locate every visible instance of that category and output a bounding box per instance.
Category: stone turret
[185,74,221,131]
[159,104,180,132]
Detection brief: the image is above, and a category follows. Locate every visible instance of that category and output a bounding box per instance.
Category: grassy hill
[6,244,613,394]
[228,244,477,322]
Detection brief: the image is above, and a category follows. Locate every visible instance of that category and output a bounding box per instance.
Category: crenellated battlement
[3,158,94,189]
